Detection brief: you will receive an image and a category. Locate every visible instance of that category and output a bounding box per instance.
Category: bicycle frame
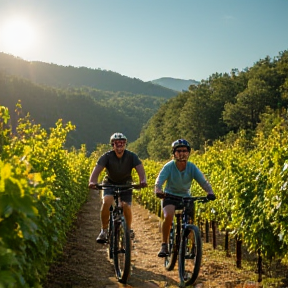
[94,183,141,284]
[163,193,209,287]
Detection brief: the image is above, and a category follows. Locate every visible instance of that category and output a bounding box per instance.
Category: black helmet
[171,139,191,154]
[110,132,127,144]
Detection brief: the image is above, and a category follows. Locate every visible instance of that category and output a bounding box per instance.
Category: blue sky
[0,0,287,82]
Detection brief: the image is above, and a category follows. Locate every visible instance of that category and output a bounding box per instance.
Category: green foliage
[0,107,91,287]
[2,102,288,287]
[0,106,11,154]
[193,114,288,263]
[132,109,288,265]
[132,159,164,216]
[134,50,288,160]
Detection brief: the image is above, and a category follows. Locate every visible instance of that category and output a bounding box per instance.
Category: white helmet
[110,132,127,144]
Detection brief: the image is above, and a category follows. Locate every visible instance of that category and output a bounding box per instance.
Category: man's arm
[135,164,147,186]
[88,164,105,187]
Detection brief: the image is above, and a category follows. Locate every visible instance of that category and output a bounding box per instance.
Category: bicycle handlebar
[163,192,210,203]
[91,183,142,190]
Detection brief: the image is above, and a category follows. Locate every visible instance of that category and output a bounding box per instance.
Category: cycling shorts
[103,188,132,205]
[163,197,194,216]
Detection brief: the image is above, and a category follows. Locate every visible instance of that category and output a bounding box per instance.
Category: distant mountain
[151,77,199,92]
[0,52,177,99]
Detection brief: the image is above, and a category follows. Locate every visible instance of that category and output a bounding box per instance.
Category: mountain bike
[163,193,210,287]
[94,183,141,284]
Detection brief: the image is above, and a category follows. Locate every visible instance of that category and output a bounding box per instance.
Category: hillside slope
[0,72,165,152]
[0,52,177,98]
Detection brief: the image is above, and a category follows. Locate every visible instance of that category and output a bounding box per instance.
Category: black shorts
[163,197,194,216]
[103,188,132,204]
[163,197,184,209]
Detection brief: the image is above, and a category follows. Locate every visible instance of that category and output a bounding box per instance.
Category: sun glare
[1,18,36,54]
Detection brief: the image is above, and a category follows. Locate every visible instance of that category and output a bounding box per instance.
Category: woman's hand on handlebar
[155,191,165,199]
[155,186,165,199]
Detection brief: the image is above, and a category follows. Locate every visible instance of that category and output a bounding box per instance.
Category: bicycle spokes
[113,218,131,284]
[164,221,178,271]
[179,226,202,286]
[118,232,126,253]
[185,238,196,260]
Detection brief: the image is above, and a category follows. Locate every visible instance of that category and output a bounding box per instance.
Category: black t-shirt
[97,150,142,184]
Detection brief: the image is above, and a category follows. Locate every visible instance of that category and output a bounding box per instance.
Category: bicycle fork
[175,213,182,250]
[114,209,126,254]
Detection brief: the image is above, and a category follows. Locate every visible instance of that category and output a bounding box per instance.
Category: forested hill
[0,72,166,153]
[129,50,288,160]
[0,52,177,98]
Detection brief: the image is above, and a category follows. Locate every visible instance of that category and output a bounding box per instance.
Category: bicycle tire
[113,217,131,284]
[164,221,178,271]
[178,224,202,287]
[108,212,114,259]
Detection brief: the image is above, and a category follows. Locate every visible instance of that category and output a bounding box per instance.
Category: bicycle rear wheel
[113,217,131,284]
[164,221,178,271]
[178,225,202,287]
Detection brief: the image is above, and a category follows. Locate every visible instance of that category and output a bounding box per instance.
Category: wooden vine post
[236,236,242,268]
[225,229,231,257]
[257,249,262,283]
[205,219,209,243]
[212,220,217,249]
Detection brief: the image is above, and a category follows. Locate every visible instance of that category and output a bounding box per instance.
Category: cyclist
[88,132,147,243]
[154,139,216,257]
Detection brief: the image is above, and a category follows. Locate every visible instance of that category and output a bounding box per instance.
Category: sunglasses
[111,140,126,146]
[175,149,189,153]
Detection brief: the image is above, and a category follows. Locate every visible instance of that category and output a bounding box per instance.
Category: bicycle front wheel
[113,217,131,284]
[164,221,178,271]
[178,225,202,286]
[108,213,114,259]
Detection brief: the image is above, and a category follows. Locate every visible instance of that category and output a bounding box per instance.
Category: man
[155,139,216,257]
[89,132,147,243]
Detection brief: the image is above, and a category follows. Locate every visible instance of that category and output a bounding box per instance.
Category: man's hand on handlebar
[140,182,148,188]
[88,182,99,190]
[88,182,147,190]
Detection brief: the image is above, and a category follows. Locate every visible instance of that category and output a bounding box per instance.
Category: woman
[155,139,216,257]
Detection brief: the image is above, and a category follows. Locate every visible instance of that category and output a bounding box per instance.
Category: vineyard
[1,105,288,287]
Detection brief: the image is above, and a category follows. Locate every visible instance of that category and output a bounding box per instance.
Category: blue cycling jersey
[155,160,207,197]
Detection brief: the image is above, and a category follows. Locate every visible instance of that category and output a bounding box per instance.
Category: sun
[1,18,36,55]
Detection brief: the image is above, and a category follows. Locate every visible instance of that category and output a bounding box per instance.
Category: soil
[43,190,285,288]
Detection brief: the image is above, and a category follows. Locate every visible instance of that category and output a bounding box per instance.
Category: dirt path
[43,190,262,288]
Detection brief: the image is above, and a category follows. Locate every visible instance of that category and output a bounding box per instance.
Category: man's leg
[97,195,114,243]
[101,195,114,229]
